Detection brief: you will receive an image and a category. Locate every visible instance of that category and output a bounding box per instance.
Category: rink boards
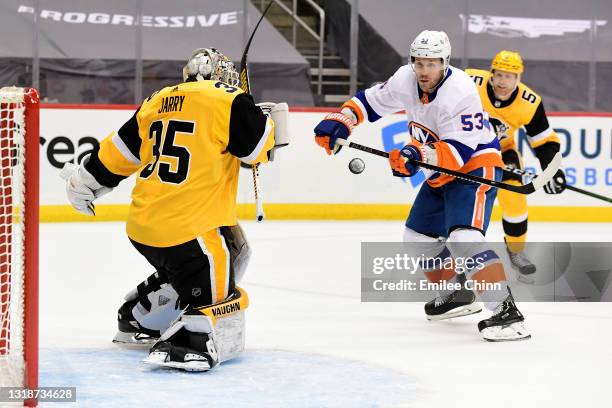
[38,105,612,222]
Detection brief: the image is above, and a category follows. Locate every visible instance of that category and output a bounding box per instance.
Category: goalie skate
[112,299,160,347]
[143,310,220,372]
[143,339,218,372]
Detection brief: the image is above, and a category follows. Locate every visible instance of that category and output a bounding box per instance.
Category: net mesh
[0,87,26,388]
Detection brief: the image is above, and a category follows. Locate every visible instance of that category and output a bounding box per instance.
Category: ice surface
[39,221,612,407]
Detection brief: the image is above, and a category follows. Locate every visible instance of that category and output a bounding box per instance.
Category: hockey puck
[348,158,365,174]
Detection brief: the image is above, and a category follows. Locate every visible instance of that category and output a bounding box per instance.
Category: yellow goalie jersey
[465,69,559,152]
[85,80,275,247]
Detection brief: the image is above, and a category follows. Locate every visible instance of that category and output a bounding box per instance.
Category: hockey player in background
[314,30,530,341]
[61,48,289,370]
[466,51,565,281]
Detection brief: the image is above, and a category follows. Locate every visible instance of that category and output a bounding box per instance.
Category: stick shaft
[565,185,612,203]
[336,139,560,195]
[504,166,612,204]
[240,2,273,222]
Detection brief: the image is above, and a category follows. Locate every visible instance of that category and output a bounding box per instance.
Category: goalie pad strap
[195,286,249,326]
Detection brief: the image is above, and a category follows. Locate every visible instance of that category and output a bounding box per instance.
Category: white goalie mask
[410,30,451,74]
[182,48,240,86]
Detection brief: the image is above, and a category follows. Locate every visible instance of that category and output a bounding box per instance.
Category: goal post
[0,87,39,407]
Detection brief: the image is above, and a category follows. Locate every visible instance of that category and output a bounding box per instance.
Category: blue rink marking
[40,348,417,407]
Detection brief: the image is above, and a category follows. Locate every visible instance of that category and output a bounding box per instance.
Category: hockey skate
[143,312,219,372]
[425,279,482,321]
[112,300,160,346]
[506,247,536,283]
[478,290,531,342]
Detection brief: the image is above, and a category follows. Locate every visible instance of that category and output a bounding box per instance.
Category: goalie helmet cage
[0,87,39,407]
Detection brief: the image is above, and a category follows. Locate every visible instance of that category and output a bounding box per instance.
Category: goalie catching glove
[60,154,113,215]
[258,102,290,161]
[240,101,290,168]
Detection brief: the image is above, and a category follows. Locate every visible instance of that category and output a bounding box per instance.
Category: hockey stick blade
[528,151,562,191]
[334,139,561,195]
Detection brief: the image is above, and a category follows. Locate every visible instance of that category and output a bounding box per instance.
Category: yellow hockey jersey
[85,80,275,247]
[465,69,559,152]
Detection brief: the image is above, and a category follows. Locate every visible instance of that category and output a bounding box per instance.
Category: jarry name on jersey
[158,95,186,114]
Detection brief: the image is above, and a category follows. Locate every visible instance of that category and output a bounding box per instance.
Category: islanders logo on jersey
[408,121,440,144]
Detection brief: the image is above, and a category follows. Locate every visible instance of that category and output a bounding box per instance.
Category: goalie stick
[334,138,562,195]
[239,1,273,222]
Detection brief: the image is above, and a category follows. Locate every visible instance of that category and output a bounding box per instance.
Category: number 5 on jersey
[140,119,195,184]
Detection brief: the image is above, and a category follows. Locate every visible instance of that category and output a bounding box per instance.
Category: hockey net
[0,87,39,404]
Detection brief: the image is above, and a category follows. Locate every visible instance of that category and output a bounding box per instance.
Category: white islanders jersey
[342,65,504,187]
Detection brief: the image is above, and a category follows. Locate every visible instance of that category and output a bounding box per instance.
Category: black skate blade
[112,331,158,348]
[143,351,213,372]
[426,304,482,321]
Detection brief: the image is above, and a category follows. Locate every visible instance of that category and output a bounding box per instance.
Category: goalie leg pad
[220,224,251,284]
[194,286,249,363]
[142,286,249,371]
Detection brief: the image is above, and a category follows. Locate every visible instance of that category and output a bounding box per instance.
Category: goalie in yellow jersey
[61,48,289,371]
[466,51,565,281]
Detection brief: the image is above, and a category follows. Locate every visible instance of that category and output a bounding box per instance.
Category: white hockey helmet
[410,30,451,73]
[182,48,240,86]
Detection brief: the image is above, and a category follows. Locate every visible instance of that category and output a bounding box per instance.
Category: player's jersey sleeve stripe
[84,144,129,188]
[440,139,474,168]
[227,93,273,161]
[111,132,141,164]
[524,101,551,138]
[341,98,365,125]
[529,128,559,148]
[238,118,274,164]
[98,133,142,176]
[472,137,503,158]
[84,108,143,188]
[471,147,501,158]
[346,91,381,123]
[116,109,142,161]
[431,142,461,170]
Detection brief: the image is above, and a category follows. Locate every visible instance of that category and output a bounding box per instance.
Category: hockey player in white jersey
[314,30,530,341]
